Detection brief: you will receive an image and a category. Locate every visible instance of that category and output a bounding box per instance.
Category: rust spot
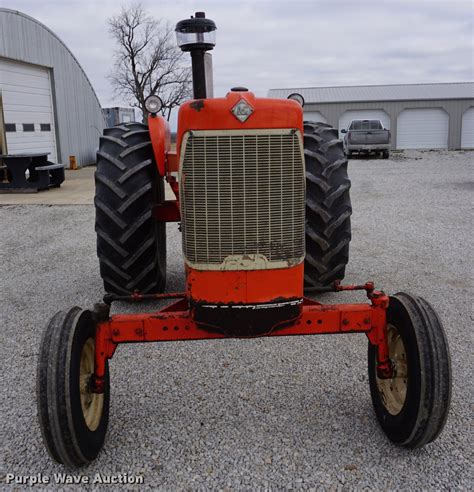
[112,329,120,337]
[190,100,205,112]
[364,317,371,324]
[342,319,350,326]
[135,328,143,336]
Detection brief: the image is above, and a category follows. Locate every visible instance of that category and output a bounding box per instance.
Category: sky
[3,0,474,126]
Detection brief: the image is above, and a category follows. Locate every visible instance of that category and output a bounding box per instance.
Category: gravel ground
[0,150,472,490]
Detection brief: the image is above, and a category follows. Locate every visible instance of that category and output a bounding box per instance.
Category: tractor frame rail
[90,283,391,393]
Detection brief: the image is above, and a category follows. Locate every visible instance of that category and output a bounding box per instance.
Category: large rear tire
[303,122,352,290]
[95,122,166,295]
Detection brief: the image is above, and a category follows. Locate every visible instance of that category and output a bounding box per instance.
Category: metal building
[0,8,105,166]
[102,107,136,128]
[269,82,474,150]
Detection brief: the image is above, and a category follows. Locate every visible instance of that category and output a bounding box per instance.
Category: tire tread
[304,122,352,289]
[95,122,166,295]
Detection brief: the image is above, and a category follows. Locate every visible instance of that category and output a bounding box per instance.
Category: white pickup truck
[341,119,391,158]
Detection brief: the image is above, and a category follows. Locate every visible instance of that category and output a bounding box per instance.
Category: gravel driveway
[1,150,472,490]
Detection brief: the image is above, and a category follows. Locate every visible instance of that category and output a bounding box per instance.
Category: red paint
[186,263,304,304]
[176,92,304,155]
[152,201,181,222]
[91,287,392,392]
[148,115,170,177]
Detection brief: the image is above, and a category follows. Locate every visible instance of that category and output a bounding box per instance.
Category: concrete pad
[0,165,175,205]
[0,167,95,205]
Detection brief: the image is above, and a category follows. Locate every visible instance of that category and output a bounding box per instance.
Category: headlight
[144,95,163,115]
[287,93,305,107]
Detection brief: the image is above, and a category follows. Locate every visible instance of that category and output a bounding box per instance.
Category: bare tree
[108,4,191,122]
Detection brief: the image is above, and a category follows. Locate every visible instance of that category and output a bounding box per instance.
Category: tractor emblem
[231,99,254,122]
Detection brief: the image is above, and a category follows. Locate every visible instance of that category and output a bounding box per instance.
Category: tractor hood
[176,91,303,149]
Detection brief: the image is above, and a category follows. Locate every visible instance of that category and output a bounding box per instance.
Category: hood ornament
[231,99,254,123]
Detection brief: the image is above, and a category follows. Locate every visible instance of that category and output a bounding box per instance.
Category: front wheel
[368,293,451,448]
[37,308,110,466]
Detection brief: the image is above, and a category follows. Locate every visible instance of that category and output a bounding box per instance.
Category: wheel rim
[376,324,408,415]
[79,338,104,431]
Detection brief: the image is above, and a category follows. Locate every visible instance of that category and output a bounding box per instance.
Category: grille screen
[180,129,305,270]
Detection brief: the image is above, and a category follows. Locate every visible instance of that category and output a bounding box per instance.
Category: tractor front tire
[303,122,352,290]
[368,293,451,448]
[95,122,166,295]
[37,308,110,466]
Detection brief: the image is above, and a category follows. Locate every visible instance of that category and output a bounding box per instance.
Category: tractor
[37,12,451,467]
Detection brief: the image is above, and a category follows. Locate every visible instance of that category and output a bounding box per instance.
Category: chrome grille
[180,129,305,270]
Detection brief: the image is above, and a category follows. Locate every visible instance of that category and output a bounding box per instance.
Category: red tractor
[37,12,451,467]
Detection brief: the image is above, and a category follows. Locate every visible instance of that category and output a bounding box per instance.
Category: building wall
[0,9,105,165]
[304,99,473,150]
[102,107,136,128]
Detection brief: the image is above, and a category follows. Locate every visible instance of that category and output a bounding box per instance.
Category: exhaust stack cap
[175,11,217,52]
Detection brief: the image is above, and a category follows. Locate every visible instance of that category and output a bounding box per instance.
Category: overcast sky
[5,0,474,124]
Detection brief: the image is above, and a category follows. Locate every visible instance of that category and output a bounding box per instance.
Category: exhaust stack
[175,12,217,99]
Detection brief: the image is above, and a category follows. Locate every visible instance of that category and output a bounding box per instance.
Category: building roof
[0,8,101,108]
[268,82,474,104]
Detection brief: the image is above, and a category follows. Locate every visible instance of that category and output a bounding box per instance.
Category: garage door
[338,109,390,138]
[461,107,474,149]
[0,58,57,161]
[303,111,327,124]
[396,108,448,150]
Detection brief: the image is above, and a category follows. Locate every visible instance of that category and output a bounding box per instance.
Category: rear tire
[303,122,352,290]
[95,122,166,295]
[368,293,451,448]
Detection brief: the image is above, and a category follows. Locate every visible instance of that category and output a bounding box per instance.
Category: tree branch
[108,3,191,122]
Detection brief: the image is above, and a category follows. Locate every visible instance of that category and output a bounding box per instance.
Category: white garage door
[461,107,474,149]
[0,58,57,161]
[397,108,448,150]
[338,109,390,138]
[303,111,327,124]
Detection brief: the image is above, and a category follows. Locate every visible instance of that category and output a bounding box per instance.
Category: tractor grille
[180,129,305,270]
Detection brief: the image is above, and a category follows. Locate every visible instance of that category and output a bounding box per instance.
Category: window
[22,124,35,132]
[40,123,51,132]
[5,123,16,132]
[361,120,370,130]
[350,120,362,130]
[369,120,383,130]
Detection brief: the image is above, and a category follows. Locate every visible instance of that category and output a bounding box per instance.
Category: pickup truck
[341,119,391,158]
